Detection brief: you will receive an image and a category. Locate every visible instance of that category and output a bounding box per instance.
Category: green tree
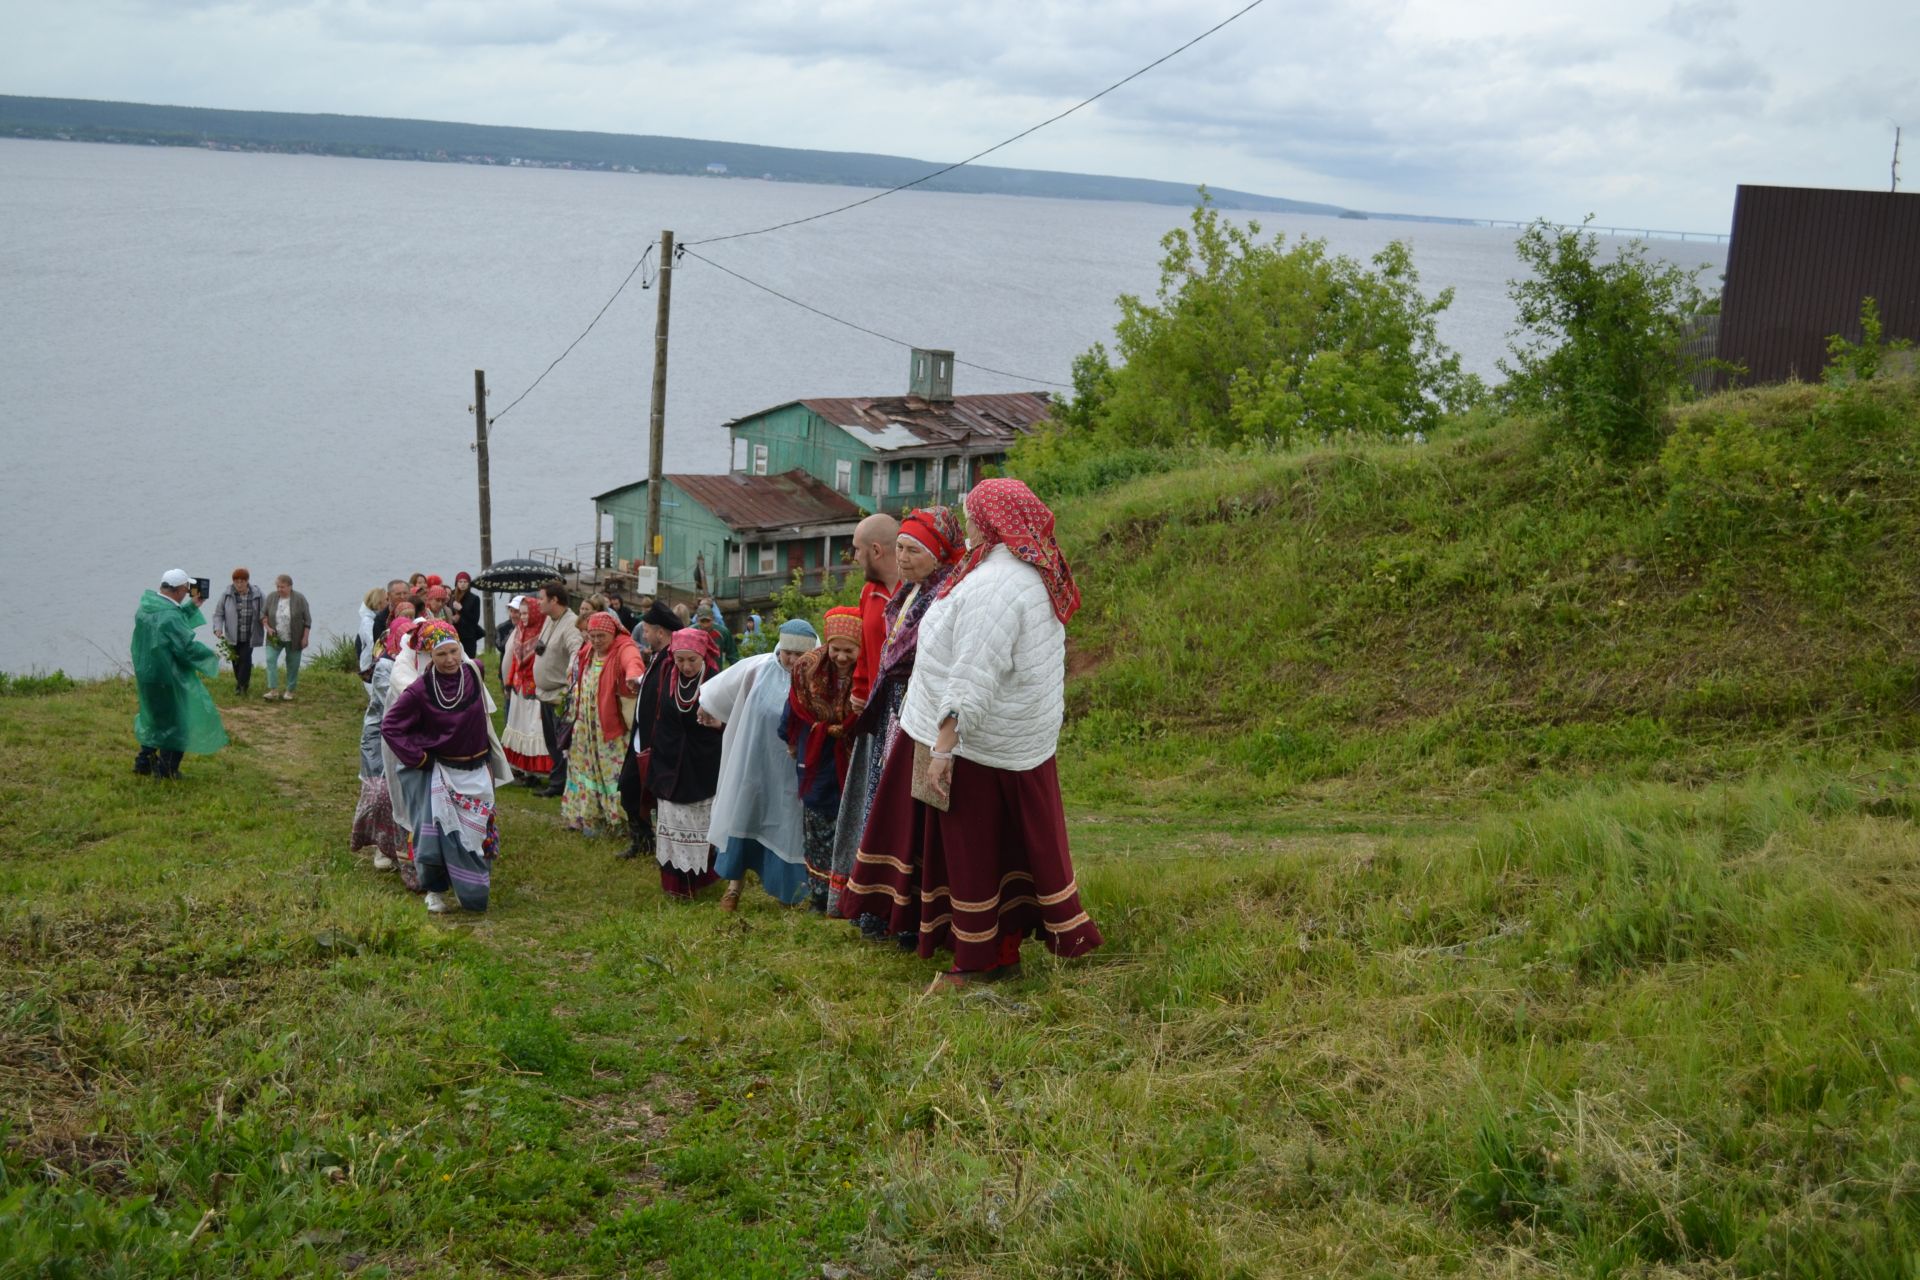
[1058,193,1477,452]
[1500,218,1713,458]
[1824,296,1914,385]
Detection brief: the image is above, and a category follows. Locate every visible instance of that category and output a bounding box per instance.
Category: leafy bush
[1501,218,1715,458]
[0,670,79,697]
[1825,296,1915,385]
[1045,192,1479,458]
[310,633,361,673]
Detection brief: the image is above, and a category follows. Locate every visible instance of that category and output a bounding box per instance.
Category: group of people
[130,477,1102,989]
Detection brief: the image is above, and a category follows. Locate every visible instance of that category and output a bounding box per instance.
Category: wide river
[0,139,1724,676]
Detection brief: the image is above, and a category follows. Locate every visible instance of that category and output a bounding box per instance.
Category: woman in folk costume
[380,619,512,914]
[704,619,820,911]
[862,478,1102,990]
[783,607,864,914]
[833,506,965,935]
[498,596,555,782]
[352,614,415,888]
[637,628,725,898]
[562,611,643,839]
[618,598,685,861]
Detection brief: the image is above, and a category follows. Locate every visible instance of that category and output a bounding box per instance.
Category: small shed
[593,468,864,603]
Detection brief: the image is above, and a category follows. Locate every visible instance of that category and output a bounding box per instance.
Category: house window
[834,459,852,494]
[728,544,743,578]
[858,460,875,497]
[732,438,748,472]
[758,543,776,575]
[943,457,960,492]
[889,462,901,495]
[752,443,769,476]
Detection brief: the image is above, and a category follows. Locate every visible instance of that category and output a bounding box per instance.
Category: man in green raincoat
[133,569,229,779]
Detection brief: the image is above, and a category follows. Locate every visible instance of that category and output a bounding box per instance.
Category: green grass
[6,667,1920,1276]
[1052,376,1920,814]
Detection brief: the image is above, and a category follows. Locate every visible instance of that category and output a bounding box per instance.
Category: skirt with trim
[840,739,1102,970]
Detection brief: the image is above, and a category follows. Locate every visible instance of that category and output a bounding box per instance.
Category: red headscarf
[899,507,963,565]
[939,478,1080,623]
[508,602,544,696]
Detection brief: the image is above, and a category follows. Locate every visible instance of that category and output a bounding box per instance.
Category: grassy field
[1050,376,1920,815]
[5,659,1920,1278]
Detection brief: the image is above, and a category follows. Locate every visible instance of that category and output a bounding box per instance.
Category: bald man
[818,512,901,914]
[848,512,899,712]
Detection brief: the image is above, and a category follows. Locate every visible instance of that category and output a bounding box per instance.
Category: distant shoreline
[0,92,1484,228]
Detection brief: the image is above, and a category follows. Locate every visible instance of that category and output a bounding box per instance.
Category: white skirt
[655,797,714,873]
[501,691,549,762]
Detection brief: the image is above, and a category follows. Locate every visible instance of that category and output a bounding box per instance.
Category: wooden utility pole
[645,230,674,570]
[473,368,496,648]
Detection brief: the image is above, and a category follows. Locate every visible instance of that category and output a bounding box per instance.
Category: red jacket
[852,579,894,702]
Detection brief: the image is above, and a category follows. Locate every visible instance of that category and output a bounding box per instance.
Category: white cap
[160,569,192,588]
[507,594,526,611]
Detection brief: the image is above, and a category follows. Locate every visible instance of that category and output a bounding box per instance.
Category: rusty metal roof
[726,392,1054,451]
[666,469,865,534]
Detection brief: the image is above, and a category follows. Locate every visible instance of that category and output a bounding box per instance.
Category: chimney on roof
[909,348,955,403]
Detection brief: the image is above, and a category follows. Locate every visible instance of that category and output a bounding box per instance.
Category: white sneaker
[372,852,396,871]
[425,891,451,914]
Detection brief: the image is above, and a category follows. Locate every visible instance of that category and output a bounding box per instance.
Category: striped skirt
[841,738,1102,970]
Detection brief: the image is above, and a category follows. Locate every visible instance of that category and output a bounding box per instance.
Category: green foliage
[737,570,860,657]
[1826,296,1915,385]
[0,669,77,696]
[310,633,362,674]
[1501,218,1715,458]
[1046,193,1478,457]
[1058,375,1920,812]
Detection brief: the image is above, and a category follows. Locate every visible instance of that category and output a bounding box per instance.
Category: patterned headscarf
[939,478,1080,624]
[899,505,964,565]
[585,611,620,635]
[669,627,719,666]
[384,614,417,658]
[821,605,863,646]
[416,619,460,651]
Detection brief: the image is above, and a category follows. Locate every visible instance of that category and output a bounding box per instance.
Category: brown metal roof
[667,469,865,534]
[1716,185,1920,385]
[726,391,1053,450]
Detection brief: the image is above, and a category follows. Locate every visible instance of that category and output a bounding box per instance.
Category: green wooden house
[591,351,1053,607]
[724,350,1053,515]
[592,469,865,603]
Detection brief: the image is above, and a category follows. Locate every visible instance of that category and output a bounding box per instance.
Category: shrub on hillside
[1031,192,1480,462]
[1501,218,1716,459]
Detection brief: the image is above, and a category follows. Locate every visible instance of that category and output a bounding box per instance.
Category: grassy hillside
[6,669,1920,1276]
[1054,375,1920,812]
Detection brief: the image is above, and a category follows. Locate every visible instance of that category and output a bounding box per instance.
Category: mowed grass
[5,669,1920,1277]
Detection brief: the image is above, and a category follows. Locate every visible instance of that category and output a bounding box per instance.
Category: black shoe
[807,892,828,915]
[895,932,917,951]
[857,913,888,941]
[536,775,567,798]
[133,748,156,776]
[154,750,183,780]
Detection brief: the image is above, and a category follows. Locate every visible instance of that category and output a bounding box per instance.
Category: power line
[679,246,1072,389]
[684,0,1272,248]
[488,243,655,429]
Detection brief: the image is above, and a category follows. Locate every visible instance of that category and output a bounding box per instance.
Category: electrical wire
[678,246,1072,389]
[684,0,1271,247]
[487,243,655,429]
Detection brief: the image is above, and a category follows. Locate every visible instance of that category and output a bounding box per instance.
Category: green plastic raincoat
[131,589,229,755]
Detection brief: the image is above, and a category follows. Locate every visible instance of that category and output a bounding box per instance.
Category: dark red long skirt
[840,736,1102,970]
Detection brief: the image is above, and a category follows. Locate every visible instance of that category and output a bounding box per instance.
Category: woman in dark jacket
[636,628,724,899]
[260,573,312,702]
[452,571,485,657]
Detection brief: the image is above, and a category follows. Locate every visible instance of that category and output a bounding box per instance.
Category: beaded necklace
[430,661,470,711]
[672,669,702,714]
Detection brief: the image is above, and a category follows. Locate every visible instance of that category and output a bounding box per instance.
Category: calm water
[0,139,1725,676]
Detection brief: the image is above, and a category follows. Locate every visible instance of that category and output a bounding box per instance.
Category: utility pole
[645,229,674,574]
[473,368,496,649]
[1894,126,1903,193]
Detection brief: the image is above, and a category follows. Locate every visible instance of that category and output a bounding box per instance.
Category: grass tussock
[5,670,1920,1276]
[1054,375,1920,812]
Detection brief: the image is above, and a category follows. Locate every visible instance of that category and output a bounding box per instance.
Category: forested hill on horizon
[0,94,1461,223]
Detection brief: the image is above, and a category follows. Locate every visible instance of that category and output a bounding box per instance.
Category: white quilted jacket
[899,545,1065,772]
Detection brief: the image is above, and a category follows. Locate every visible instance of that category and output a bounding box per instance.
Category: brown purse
[909,740,951,813]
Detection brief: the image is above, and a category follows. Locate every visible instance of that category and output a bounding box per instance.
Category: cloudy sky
[3,0,1912,229]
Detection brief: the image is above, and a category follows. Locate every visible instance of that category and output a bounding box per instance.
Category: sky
[2,0,1913,230]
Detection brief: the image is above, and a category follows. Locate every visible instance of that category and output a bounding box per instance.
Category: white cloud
[1,0,1914,228]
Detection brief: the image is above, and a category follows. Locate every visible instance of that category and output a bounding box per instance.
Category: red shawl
[939,477,1080,623]
[595,631,646,741]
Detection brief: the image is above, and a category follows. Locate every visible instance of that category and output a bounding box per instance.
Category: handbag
[910,740,951,813]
